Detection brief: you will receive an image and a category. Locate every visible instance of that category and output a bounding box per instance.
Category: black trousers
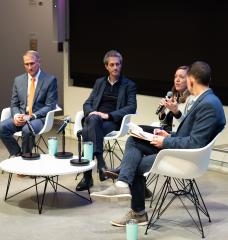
[82,114,120,169]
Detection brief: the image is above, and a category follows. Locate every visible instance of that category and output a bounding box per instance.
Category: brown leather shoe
[104,170,119,179]
[104,166,121,179]
[17,174,28,178]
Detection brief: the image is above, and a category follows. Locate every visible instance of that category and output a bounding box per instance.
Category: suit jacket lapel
[22,74,28,106]
[187,89,212,116]
[177,89,212,131]
[116,78,127,109]
[33,71,45,103]
[95,78,106,109]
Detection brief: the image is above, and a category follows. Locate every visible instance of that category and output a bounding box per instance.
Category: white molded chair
[150,121,161,128]
[144,132,222,238]
[35,105,62,152]
[73,110,84,135]
[73,111,134,168]
[0,107,22,140]
[0,105,62,153]
[1,108,12,122]
[104,114,134,168]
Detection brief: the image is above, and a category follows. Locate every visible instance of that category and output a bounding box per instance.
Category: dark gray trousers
[0,118,44,155]
[82,114,120,170]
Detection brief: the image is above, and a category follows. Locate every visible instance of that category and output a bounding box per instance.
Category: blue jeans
[0,118,44,155]
[118,136,159,212]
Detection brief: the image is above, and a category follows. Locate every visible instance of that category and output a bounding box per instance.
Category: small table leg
[35,177,49,214]
[5,173,13,200]
[4,175,92,214]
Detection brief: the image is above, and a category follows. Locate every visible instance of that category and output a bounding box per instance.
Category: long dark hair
[171,66,190,103]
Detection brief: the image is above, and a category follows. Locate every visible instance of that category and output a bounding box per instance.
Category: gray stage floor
[0,129,228,240]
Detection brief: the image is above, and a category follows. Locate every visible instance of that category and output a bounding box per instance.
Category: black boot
[144,186,152,199]
[99,167,109,181]
[76,171,93,191]
[95,153,109,181]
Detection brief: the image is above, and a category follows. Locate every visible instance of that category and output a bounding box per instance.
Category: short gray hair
[103,50,123,65]
[23,50,40,61]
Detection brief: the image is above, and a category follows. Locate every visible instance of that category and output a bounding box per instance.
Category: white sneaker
[90,185,131,198]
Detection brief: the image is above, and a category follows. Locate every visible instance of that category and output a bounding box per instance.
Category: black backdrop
[69,0,228,105]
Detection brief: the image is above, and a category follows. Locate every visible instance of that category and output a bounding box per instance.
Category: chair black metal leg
[190,184,205,238]
[107,141,114,169]
[145,174,161,207]
[192,179,211,222]
[40,135,48,149]
[145,177,211,238]
[35,144,46,154]
[145,177,171,234]
[115,140,124,155]
[104,140,124,169]
[34,135,47,154]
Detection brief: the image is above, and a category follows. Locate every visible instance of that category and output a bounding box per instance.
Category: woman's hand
[161,97,179,114]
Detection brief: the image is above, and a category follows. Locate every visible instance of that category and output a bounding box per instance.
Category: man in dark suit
[0,50,58,156]
[76,50,137,191]
[91,61,226,226]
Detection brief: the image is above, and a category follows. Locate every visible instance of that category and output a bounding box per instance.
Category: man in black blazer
[91,61,226,227]
[76,50,137,191]
[0,50,58,156]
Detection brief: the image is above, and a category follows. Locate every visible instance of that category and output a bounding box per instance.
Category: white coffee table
[0,154,96,214]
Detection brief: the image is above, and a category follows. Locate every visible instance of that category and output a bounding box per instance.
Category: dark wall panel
[69,0,228,104]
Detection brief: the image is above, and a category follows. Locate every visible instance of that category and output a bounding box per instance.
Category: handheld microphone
[155,91,173,115]
[76,130,82,138]
[21,115,40,160]
[57,116,71,134]
[23,115,36,136]
[26,119,36,136]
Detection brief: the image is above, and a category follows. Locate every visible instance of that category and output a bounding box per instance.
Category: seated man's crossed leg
[76,114,120,191]
[0,118,44,157]
[91,136,158,226]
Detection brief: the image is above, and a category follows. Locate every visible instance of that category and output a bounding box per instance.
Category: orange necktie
[28,78,35,116]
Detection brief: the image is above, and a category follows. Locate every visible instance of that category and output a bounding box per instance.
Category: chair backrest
[144,132,222,179]
[150,121,161,128]
[73,111,134,139]
[1,107,22,137]
[116,114,134,138]
[38,105,62,135]
[104,114,135,139]
[1,107,11,122]
[73,110,84,136]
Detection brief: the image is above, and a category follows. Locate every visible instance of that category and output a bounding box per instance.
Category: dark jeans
[118,136,159,212]
[0,118,44,155]
[82,114,120,169]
